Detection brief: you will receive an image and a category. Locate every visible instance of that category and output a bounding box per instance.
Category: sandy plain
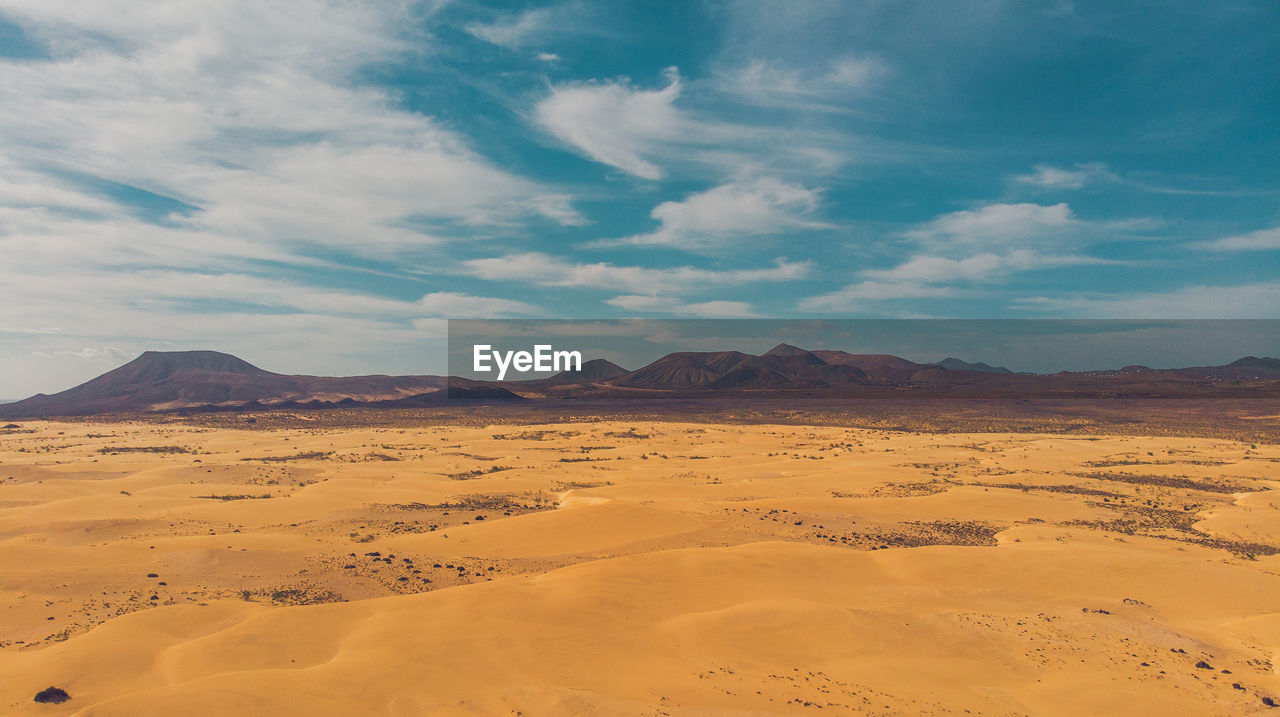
[1,408,1279,715]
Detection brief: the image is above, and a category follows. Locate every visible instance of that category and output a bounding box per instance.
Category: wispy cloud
[1013,281,1280,318]
[464,4,607,51]
[1013,163,1116,190]
[800,201,1132,312]
[462,252,810,294]
[1012,162,1260,197]
[465,7,552,48]
[2,267,536,325]
[604,295,759,317]
[533,67,854,180]
[716,55,886,111]
[415,292,539,317]
[31,347,129,361]
[799,251,1105,311]
[1194,226,1280,252]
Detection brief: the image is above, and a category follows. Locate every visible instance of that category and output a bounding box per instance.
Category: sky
[0,0,1277,397]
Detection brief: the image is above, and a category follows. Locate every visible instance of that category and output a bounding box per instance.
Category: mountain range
[1,346,1277,418]
[515,344,1280,399]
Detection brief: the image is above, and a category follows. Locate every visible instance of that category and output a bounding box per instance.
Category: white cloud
[463,252,809,294]
[903,203,1078,249]
[535,68,688,179]
[1012,282,1280,318]
[859,251,1097,284]
[604,295,758,317]
[415,291,537,318]
[590,177,829,250]
[1194,226,1280,252]
[0,0,583,258]
[537,52,560,62]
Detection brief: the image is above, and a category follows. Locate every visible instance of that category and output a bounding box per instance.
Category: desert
[2,402,1279,715]
[3,1,1276,714]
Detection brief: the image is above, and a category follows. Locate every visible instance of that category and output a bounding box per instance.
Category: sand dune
[1,417,1278,714]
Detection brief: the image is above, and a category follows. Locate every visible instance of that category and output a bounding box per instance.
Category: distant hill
[0,350,445,417]
[574,344,1020,393]
[3,346,1277,417]
[513,343,1280,398]
[1172,356,1280,380]
[810,350,918,371]
[611,351,755,389]
[538,358,630,385]
[601,346,860,391]
[937,357,1013,374]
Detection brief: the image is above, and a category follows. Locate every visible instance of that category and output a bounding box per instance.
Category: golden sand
[1,418,1278,714]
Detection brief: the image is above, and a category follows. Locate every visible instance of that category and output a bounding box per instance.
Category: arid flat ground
[2,408,1279,715]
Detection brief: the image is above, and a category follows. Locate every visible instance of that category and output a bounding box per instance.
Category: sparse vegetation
[98,445,190,454]
[603,428,651,439]
[1072,471,1255,494]
[448,465,514,480]
[239,586,343,606]
[195,493,272,501]
[33,687,70,704]
[242,451,331,462]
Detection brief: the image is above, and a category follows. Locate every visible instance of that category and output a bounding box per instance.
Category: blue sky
[0,0,1276,395]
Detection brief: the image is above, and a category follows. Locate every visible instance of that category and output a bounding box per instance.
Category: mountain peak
[124,350,270,380]
[763,343,810,357]
[937,357,1012,374]
[1228,356,1280,368]
[542,358,629,385]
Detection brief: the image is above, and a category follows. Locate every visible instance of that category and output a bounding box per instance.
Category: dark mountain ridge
[536,358,629,386]
[3,346,1277,417]
[517,343,1280,398]
[937,357,1013,374]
